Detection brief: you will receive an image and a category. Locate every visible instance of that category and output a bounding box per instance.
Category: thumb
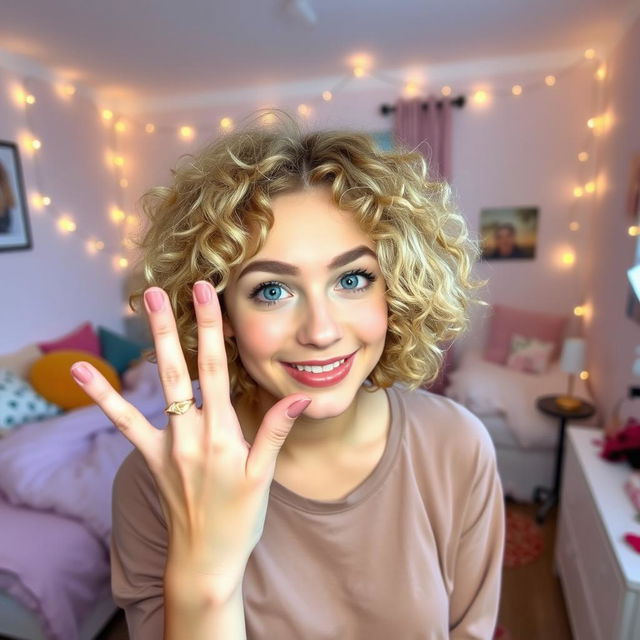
[246,395,312,479]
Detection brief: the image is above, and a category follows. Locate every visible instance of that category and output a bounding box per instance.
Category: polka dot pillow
[0,368,63,432]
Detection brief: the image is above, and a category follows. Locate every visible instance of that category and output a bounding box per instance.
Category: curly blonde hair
[129,109,486,401]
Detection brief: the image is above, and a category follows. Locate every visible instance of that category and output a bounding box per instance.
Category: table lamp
[556,337,586,410]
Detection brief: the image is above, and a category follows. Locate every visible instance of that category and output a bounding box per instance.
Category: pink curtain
[392,95,453,182]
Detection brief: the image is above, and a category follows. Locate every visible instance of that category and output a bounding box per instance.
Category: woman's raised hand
[70,281,311,601]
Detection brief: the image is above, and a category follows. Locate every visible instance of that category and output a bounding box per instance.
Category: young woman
[71,111,505,639]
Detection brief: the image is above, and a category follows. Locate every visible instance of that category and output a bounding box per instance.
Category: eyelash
[248,268,378,307]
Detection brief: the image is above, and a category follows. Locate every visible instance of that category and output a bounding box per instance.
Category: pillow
[484,304,567,365]
[0,368,62,432]
[98,325,146,376]
[422,342,456,395]
[0,343,42,379]
[37,322,101,357]
[505,334,555,374]
[28,350,121,410]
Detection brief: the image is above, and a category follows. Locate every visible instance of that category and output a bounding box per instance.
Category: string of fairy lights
[8,49,628,345]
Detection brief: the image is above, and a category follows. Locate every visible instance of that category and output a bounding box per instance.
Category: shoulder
[390,384,496,471]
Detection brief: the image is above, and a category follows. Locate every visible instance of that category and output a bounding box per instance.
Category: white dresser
[555,427,640,640]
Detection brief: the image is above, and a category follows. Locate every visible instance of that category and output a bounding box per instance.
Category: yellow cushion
[28,350,121,410]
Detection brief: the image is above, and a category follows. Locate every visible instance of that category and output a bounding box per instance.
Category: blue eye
[248,268,377,307]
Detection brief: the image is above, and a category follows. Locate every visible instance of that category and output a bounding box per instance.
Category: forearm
[164,566,247,640]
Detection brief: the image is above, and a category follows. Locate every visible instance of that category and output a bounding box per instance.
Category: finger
[143,287,195,418]
[192,281,231,422]
[70,361,161,457]
[247,396,311,480]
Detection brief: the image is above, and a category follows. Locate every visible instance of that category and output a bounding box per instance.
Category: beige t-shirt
[110,385,505,639]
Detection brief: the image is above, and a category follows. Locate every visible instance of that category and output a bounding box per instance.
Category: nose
[296,292,343,348]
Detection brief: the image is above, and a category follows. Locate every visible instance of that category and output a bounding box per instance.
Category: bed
[444,347,600,501]
[0,357,177,640]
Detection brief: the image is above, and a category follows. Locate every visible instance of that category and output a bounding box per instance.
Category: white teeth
[292,358,345,373]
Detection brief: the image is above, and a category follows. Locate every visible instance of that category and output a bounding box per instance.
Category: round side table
[533,395,595,524]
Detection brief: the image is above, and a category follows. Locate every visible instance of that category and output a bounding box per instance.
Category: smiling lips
[281,351,357,387]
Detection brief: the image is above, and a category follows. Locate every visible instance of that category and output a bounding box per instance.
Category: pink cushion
[37,322,101,358]
[484,304,567,365]
[505,334,555,374]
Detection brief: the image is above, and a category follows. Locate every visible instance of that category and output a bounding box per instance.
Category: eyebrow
[237,245,377,280]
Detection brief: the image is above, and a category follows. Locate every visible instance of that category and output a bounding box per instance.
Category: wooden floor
[93,500,573,640]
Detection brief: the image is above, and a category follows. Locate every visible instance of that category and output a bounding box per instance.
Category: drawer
[555,511,598,640]
[562,445,625,640]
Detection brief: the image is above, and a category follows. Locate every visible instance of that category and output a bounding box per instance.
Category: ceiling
[0,0,638,110]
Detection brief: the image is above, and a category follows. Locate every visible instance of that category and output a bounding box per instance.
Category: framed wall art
[0,141,32,252]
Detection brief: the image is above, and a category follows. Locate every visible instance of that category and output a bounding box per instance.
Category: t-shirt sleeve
[110,449,167,639]
[448,414,505,639]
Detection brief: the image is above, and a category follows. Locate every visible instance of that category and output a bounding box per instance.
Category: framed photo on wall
[0,141,32,252]
[480,206,539,260]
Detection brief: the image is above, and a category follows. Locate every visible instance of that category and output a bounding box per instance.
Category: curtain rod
[380,95,465,115]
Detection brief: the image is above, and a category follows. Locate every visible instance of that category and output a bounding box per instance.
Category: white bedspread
[444,349,598,448]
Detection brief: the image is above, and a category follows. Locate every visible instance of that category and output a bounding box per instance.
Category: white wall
[0,67,127,354]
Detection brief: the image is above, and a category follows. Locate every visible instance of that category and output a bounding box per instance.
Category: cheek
[354,297,388,343]
[234,312,289,361]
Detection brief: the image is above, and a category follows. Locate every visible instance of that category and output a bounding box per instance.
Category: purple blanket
[0,360,185,548]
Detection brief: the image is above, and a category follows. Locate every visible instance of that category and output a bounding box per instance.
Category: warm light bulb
[57,216,76,233]
[42,196,51,206]
[544,75,556,86]
[584,181,596,193]
[573,186,584,198]
[587,117,596,129]
[511,85,522,96]
[584,48,596,60]
[31,194,44,209]
[297,104,310,116]
[629,225,640,236]
[144,123,156,133]
[441,86,452,96]
[102,109,113,121]
[86,238,105,254]
[353,66,365,77]
[110,207,126,223]
[25,94,35,105]
[405,82,419,96]
[596,64,607,80]
[569,221,580,231]
[473,90,488,104]
[579,370,589,381]
[31,138,42,150]
[179,125,195,140]
[578,151,589,162]
[113,155,124,167]
[574,305,586,316]
[116,256,129,269]
[115,120,127,132]
[561,251,576,265]
[62,84,76,96]
[322,91,333,101]
[220,117,233,130]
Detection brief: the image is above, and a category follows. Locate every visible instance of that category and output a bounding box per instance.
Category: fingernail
[194,281,212,305]
[286,398,311,419]
[144,289,164,313]
[71,364,93,384]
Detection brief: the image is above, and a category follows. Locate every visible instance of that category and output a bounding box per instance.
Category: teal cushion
[98,326,146,376]
[0,368,63,431]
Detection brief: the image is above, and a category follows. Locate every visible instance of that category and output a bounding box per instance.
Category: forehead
[259,187,374,255]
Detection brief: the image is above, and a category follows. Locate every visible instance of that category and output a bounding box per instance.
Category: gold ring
[164,397,196,415]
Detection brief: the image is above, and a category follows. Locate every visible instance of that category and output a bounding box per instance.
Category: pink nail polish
[71,364,92,384]
[286,399,311,419]
[194,282,212,304]
[145,289,164,312]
